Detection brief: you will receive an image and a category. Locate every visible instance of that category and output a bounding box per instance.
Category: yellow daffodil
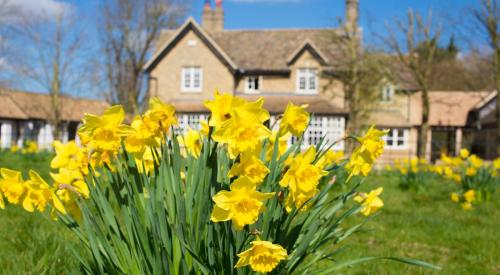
[22,141,38,154]
[228,152,270,184]
[144,97,178,134]
[53,189,80,221]
[461,202,472,210]
[210,176,274,230]
[0,189,4,209]
[354,187,384,216]
[131,146,161,175]
[10,145,20,153]
[200,119,210,136]
[346,126,388,179]
[469,155,483,168]
[235,240,288,273]
[280,147,327,211]
[78,105,134,166]
[178,128,202,159]
[465,167,477,177]
[204,92,248,128]
[266,132,291,160]
[463,189,475,203]
[316,150,344,169]
[450,192,460,202]
[50,168,89,199]
[0,168,27,205]
[51,141,89,175]
[460,148,470,159]
[212,108,271,158]
[279,102,309,136]
[493,158,500,170]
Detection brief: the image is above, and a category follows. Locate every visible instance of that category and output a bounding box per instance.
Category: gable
[144,18,237,74]
[287,41,329,66]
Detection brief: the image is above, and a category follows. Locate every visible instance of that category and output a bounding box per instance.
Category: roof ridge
[0,87,105,103]
[219,27,336,32]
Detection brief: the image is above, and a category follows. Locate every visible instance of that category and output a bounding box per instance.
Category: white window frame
[176,113,209,135]
[296,68,318,94]
[181,67,202,92]
[381,84,394,102]
[280,115,345,151]
[383,128,409,150]
[245,76,262,94]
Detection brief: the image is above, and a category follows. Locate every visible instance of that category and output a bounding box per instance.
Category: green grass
[0,151,81,274]
[337,174,500,274]
[0,152,499,274]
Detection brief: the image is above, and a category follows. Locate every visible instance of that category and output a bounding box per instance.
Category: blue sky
[188,0,478,44]
[54,0,479,47]
[4,0,482,97]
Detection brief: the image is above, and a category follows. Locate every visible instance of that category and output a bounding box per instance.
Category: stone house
[144,0,359,151]
[0,88,109,149]
[144,0,498,160]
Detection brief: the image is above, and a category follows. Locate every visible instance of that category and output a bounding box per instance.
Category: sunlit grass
[0,152,498,274]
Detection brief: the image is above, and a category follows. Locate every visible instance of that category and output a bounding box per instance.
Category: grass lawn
[0,152,499,274]
[338,174,500,274]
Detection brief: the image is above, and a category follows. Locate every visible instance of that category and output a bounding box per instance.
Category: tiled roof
[428,91,492,127]
[0,88,109,122]
[209,29,346,71]
[368,109,412,127]
[151,19,347,72]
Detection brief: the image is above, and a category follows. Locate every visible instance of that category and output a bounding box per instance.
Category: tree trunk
[418,89,430,159]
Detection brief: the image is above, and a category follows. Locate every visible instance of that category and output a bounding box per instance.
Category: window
[245,76,261,93]
[383,128,409,149]
[297,68,318,94]
[176,113,209,134]
[275,115,345,151]
[381,84,394,102]
[182,67,202,92]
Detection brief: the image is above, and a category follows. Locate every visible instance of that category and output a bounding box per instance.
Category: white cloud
[2,0,73,21]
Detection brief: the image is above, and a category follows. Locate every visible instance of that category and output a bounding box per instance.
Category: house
[144,0,498,161]
[0,88,109,149]
[143,0,359,151]
[367,85,497,163]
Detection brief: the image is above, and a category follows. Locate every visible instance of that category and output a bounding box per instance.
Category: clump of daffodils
[390,157,435,192]
[0,92,426,274]
[435,149,499,206]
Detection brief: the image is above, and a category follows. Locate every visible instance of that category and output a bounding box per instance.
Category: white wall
[0,120,13,148]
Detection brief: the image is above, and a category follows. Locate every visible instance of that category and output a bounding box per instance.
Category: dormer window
[297,68,318,94]
[245,76,261,93]
[381,84,394,102]
[181,66,202,92]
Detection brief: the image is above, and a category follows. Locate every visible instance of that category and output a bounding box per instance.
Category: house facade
[144,0,355,151]
[144,0,498,161]
[0,88,109,149]
[367,86,497,163]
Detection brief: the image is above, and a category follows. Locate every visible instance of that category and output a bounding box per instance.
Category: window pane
[193,69,200,88]
[254,77,259,90]
[299,77,306,90]
[397,129,404,138]
[309,72,316,90]
[184,69,191,88]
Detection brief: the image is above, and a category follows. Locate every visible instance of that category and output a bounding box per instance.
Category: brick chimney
[202,0,214,31]
[345,0,359,34]
[213,0,224,32]
[201,0,224,32]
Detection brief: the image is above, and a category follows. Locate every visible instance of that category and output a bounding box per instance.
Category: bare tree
[7,6,88,140]
[325,1,385,150]
[383,10,442,159]
[98,0,187,114]
[472,0,500,156]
